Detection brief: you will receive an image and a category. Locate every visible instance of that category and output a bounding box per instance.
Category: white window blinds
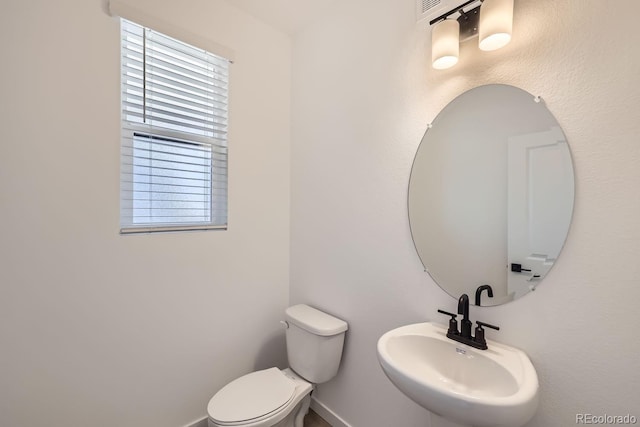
[120,19,229,233]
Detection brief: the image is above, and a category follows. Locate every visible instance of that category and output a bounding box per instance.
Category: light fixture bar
[458,5,481,42]
[429,0,481,26]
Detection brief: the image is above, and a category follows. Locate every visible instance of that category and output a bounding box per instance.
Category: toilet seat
[208,368,296,426]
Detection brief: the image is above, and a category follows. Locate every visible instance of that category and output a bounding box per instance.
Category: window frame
[119,19,230,235]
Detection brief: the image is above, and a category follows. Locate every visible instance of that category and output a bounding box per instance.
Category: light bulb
[431,19,459,70]
[479,0,514,51]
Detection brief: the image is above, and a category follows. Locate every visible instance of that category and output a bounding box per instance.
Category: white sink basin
[377,322,538,427]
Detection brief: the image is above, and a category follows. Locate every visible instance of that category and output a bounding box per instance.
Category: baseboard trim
[181,415,208,427]
[310,396,352,427]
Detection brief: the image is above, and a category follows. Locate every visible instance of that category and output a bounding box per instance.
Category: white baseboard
[181,416,208,427]
[310,396,352,427]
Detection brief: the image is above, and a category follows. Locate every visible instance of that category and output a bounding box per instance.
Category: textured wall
[291,0,640,426]
[0,1,291,426]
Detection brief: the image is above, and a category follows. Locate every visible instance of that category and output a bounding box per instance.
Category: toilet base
[271,393,311,427]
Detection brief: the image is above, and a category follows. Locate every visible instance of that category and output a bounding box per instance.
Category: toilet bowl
[207,305,348,427]
[207,368,312,427]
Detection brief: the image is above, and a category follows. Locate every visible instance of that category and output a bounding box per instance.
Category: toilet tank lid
[285,304,348,336]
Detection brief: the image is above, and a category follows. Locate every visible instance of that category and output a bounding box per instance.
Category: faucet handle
[474,321,500,349]
[476,320,500,331]
[437,309,459,336]
[437,309,457,317]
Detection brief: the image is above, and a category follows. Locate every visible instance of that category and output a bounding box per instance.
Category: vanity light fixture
[429,0,514,69]
[432,19,460,69]
[479,0,514,51]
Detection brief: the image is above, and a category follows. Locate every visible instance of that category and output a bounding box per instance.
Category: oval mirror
[409,85,574,306]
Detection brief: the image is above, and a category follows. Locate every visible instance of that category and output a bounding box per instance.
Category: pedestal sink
[377,322,538,427]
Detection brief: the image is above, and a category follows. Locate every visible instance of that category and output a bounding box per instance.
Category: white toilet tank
[285,304,348,384]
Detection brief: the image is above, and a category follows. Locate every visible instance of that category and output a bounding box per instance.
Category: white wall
[0,1,291,426]
[291,0,640,426]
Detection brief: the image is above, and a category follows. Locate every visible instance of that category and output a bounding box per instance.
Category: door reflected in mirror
[408,85,574,306]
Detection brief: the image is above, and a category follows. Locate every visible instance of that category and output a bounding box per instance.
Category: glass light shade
[479,0,514,51]
[431,19,459,70]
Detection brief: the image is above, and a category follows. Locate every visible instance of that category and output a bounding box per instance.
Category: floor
[304,409,332,427]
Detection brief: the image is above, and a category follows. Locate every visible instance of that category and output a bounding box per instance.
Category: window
[120,19,229,233]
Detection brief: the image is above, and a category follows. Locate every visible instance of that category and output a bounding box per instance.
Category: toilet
[207,304,348,427]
